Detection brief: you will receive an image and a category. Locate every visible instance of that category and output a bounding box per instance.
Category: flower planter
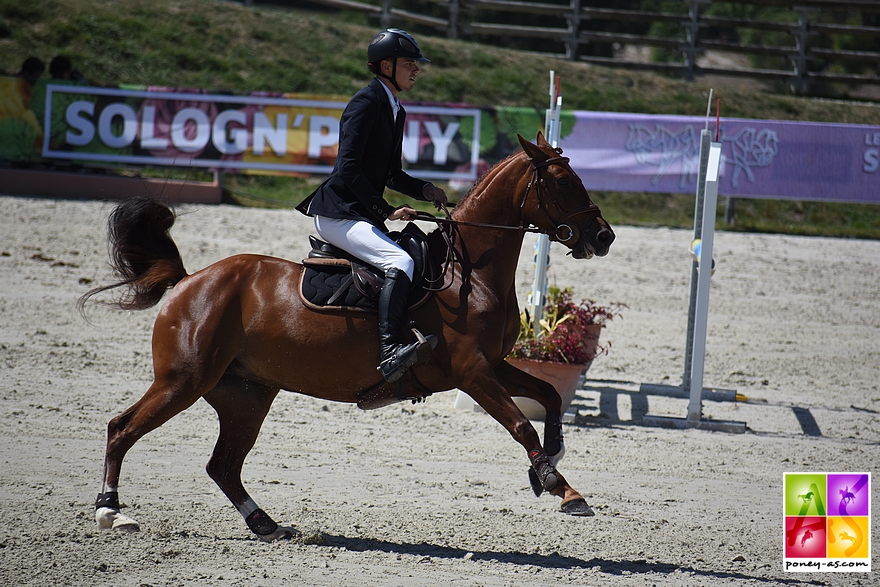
[505,286,621,420]
[505,357,591,421]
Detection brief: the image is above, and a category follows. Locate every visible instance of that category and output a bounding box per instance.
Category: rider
[297,28,448,383]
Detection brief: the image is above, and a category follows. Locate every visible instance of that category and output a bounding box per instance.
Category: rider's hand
[422,183,448,211]
[389,205,418,222]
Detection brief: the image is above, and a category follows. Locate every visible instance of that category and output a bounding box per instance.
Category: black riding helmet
[367,28,430,91]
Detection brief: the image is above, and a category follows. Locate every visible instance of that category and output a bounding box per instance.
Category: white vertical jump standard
[641,101,746,434]
[688,139,725,421]
[527,71,562,328]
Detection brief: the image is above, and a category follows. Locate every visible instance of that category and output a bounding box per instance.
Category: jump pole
[641,97,746,433]
[528,71,562,330]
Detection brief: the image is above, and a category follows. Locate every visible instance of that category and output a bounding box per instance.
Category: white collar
[377,79,399,120]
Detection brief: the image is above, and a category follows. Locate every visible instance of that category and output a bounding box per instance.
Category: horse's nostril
[597,229,615,245]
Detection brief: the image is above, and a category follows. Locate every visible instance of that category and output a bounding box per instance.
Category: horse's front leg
[463,365,594,517]
[493,360,565,462]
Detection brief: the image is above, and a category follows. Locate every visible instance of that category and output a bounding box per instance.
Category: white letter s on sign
[66,101,95,146]
[864,148,879,173]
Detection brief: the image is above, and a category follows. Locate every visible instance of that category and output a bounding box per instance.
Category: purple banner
[560,112,880,204]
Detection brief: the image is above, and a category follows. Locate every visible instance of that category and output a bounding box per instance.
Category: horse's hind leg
[203,374,294,542]
[96,377,207,532]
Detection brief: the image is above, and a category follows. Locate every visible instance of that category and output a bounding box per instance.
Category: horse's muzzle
[571,224,615,259]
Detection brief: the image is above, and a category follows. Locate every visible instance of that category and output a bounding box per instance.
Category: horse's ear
[517,134,547,163]
[536,131,551,148]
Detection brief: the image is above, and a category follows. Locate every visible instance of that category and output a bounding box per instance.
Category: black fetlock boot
[378,268,436,382]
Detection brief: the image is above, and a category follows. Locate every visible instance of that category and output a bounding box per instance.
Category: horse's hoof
[96,507,141,532]
[256,525,299,543]
[113,520,141,533]
[560,498,595,517]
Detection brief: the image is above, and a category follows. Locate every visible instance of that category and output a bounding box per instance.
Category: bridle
[525,154,602,244]
[418,153,600,240]
[415,151,602,292]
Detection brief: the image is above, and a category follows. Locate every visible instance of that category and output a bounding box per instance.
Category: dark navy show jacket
[297,78,428,229]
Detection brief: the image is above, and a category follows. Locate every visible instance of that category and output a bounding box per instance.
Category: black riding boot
[378,268,436,382]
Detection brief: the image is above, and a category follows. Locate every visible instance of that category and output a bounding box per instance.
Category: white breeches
[314,215,414,281]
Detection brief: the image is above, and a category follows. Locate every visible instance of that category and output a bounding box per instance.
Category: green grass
[591,192,880,239]
[2,0,880,237]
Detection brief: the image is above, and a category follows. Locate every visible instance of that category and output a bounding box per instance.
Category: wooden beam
[463,22,568,40]
[463,0,570,17]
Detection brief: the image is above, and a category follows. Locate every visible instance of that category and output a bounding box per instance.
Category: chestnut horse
[84,133,615,540]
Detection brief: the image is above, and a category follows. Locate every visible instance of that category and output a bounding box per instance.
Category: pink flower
[510,287,626,365]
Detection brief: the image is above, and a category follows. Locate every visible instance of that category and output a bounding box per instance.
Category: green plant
[510,286,625,365]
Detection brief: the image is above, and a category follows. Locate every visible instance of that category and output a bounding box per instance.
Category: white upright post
[529,71,562,334]
[639,98,745,433]
[687,141,721,423]
[531,237,551,334]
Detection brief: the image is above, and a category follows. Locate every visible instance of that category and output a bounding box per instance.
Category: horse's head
[517,133,614,259]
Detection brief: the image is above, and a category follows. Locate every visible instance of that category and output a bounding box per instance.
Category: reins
[414,206,458,293]
[414,212,546,233]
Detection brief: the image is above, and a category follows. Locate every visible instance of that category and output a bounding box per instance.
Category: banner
[1,75,878,203]
[560,111,880,204]
[39,85,482,182]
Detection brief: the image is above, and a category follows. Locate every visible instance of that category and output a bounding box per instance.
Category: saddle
[299,222,434,313]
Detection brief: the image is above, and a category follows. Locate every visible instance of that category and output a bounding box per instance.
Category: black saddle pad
[298,223,438,313]
[300,260,378,312]
[299,258,431,313]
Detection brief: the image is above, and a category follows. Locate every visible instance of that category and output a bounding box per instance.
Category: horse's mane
[455,150,523,210]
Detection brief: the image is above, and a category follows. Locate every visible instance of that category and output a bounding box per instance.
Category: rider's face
[394,58,420,92]
[381,58,420,94]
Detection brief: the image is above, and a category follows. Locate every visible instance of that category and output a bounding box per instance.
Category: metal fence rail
[298,0,880,93]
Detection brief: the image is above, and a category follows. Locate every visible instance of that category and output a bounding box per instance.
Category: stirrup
[379,335,437,382]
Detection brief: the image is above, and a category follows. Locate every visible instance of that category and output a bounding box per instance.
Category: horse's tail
[79,198,188,313]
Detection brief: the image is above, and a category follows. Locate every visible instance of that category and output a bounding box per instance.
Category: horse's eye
[557,178,569,187]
